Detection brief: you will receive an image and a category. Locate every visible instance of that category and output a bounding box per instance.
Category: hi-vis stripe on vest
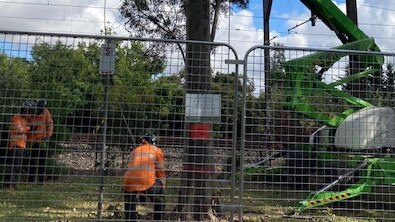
[9,114,30,149]
[128,152,157,171]
[11,134,27,140]
[305,193,351,207]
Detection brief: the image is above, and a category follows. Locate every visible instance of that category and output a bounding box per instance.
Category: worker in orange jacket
[27,99,53,183]
[4,101,33,188]
[123,133,166,221]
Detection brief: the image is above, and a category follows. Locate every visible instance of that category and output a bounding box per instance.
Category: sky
[1,0,395,55]
[2,0,395,96]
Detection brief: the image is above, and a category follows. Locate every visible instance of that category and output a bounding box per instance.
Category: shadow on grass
[0,162,124,221]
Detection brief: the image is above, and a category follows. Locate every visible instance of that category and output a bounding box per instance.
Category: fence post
[97,74,110,220]
[97,40,116,220]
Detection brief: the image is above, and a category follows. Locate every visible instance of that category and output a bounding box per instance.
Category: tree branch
[210,0,221,42]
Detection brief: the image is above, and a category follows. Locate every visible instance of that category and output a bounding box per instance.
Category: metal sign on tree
[99,42,116,75]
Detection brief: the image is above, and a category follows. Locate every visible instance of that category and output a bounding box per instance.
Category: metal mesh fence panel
[0,31,240,221]
[3,30,395,222]
[242,44,395,221]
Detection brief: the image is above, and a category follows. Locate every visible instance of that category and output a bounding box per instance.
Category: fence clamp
[225,59,244,65]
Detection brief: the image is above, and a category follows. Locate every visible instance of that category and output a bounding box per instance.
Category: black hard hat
[142,132,157,145]
[37,99,47,108]
[21,100,36,114]
[36,99,47,114]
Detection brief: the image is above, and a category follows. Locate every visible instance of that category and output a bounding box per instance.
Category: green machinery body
[249,0,395,213]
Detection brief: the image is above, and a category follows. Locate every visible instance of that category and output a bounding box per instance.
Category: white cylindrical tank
[335,107,395,149]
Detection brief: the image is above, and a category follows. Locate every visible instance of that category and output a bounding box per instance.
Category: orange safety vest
[27,108,53,142]
[9,114,30,149]
[123,143,165,192]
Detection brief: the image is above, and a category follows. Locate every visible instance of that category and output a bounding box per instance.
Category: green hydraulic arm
[301,0,377,47]
[281,0,388,213]
[283,0,384,127]
[284,38,382,127]
[300,0,383,67]
[298,156,395,212]
[298,159,373,212]
[246,0,388,213]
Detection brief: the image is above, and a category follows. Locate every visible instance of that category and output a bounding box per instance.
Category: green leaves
[1,39,172,138]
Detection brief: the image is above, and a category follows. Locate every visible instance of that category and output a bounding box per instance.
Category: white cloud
[357,0,395,51]
[1,1,392,51]
[0,0,128,35]
[215,10,263,56]
[1,0,394,101]
[211,1,395,94]
[1,0,394,78]
[274,0,395,52]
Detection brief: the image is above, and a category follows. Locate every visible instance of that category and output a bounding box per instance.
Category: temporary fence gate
[0,31,241,222]
[1,31,395,221]
[242,44,395,221]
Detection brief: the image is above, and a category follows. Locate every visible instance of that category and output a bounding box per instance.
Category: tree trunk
[173,0,213,221]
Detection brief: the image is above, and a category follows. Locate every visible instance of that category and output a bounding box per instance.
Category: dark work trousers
[28,142,48,183]
[124,179,164,221]
[4,147,25,187]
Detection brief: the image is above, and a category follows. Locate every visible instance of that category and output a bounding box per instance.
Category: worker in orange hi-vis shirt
[26,99,53,183]
[4,101,33,188]
[123,133,166,221]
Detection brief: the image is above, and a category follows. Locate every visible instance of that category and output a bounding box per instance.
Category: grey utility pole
[346,0,361,96]
[346,0,358,24]
[263,0,273,144]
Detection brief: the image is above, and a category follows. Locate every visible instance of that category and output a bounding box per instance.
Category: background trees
[0,40,170,142]
[119,0,249,61]
[120,0,248,41]
[1,37,393,152]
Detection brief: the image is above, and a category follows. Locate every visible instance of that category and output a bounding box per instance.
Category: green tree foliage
[211,72,243,138]
[119,0,249,60]
[367,63,395,107]
[269,47,317,145]
[106,41,185,144]
[0,54,30,133]
[0,40,178,144]
[152,74,185,136]
[211,71,267,140]
[0,54,30,105]
[28,41,103,139]
[110,41,165,108]
[29,42,102,115]
[385,63,395,93]
[120,0,248,40]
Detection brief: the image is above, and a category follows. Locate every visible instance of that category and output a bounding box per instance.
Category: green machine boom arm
[282,0,389,212]
[301,0,375,45]
[284,0,384,127]
[284,38,382,127]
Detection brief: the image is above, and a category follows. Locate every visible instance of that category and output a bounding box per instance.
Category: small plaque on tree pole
[100,42,116,75]
[185,94,221,123]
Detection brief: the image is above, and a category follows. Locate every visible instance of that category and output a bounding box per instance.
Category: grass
[0,176,123,221]
[235,181,395,222]
[0,165,392,221]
